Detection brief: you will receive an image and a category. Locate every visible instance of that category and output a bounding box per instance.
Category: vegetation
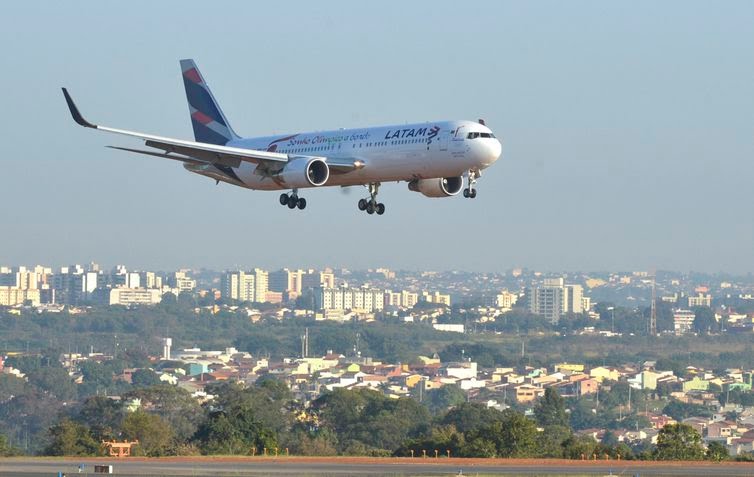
[0,376,733,460]
[1,304,751,458]
[654,423,705,461]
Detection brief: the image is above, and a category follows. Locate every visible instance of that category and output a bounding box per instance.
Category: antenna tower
[650,276,657,335]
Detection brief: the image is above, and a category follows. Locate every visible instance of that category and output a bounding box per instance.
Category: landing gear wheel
[287,195,298,209]
[470,189,477,199]
[463,188,470,198]
[297,197,307,210]
[364,182,383,216]
[279,193,289,206]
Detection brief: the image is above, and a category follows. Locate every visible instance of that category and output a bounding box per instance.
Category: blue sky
[1,1,752,273]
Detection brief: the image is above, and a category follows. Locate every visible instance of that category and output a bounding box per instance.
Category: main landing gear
[279,190,306,210]
[358,182,385,215]
[463,169,480,198]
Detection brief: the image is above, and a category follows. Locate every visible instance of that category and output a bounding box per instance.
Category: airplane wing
[62,88,365,174]
[63,88,287,169]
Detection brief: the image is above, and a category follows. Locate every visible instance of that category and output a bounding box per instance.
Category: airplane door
[439,131,448,151]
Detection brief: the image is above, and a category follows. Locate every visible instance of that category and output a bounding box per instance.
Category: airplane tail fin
[180,59,239,145]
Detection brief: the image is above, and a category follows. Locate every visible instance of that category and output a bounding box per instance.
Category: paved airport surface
[2,457,754,476]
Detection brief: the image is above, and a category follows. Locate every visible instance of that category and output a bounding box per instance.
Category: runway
[2,457,753,476]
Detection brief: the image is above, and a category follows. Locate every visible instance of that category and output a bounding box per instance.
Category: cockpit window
[467,132,496,139]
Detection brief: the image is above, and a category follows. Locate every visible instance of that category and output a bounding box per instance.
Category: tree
[0,374,29,402]
[706,441,729,461]
[0,388,63,454]
[562,434,598,460]
[27,367,77,401]
[194,381,286,455]
[426,384,466,414]
[460,409,538,458]
[123,385,203,442]
[73,396,124,441]
[80,361,114,389]
[0,433,20,456]
[601,430,618,447]
[569,398,604,430]
[287,428,338,456]
[131,369,161,388]
[160,292,177,306]
[535,424,571,457]
[655,381,674,399]
[313,388,430,454]
[45,419,100,456]
[396,424,466,458]
[693,307,717,334]
[654,423,705,461]
[534,388,569,428]
[495,410,539,457]
[121,410,174,456]
[460,437,497,457]
[442,402,505,434]
[662,401,712,421]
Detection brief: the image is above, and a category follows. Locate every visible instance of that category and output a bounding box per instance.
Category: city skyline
[2,259,754,278]
[1,2,753,273]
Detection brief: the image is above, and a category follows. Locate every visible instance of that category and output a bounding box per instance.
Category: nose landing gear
[463,169,480,199]
[358,182,385,215]
[279,190,306,210]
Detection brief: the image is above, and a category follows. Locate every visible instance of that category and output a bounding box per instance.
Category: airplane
[62,59,502,215]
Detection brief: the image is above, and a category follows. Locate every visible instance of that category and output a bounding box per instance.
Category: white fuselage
[220,120,502,190]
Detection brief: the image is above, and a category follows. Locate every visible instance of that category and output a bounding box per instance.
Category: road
[2,457,753,476]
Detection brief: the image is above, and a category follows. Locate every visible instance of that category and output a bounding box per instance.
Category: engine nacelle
[277,157,330,187]
[408,176,464,198]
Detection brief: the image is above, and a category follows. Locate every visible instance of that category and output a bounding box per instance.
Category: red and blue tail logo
[180,59,238,146]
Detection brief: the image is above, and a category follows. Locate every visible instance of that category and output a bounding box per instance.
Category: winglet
[61,88,97,128]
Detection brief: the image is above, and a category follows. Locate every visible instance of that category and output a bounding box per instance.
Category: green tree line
[1,381,736,461]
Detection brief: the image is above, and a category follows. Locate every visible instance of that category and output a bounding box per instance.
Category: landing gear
[463,169,480,199]
[279,190,306,210]
[462,188,477,198]
[358,183,386,215]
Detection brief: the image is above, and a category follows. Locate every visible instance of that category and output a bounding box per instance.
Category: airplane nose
[485,138,502,165]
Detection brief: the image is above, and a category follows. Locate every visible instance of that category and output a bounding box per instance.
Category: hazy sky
[1,1,752,273]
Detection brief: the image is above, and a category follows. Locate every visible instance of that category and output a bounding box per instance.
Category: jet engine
[408,176,464,197]
[277,157,330,188]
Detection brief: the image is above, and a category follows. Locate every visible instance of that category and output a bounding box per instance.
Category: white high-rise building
[253,268,269,303]
[688,293,712,308]
[52,266,98,304]
[221,268,271,302]
[315,285,385,313]
[170,270,196,292]
[162,338,172,360]
[222,271,256,302]
[496,290,519,309]
[527,278,587,324]
[564,284,584,314]
[109,288,162,306]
